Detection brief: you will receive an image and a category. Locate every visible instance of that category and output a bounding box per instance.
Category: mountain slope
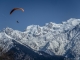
[0,18,80,59]
[7,40,65,60]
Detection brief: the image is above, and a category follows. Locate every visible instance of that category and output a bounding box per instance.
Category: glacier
[0,18,80,59]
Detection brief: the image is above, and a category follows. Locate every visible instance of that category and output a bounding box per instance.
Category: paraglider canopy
[10,8,24,15]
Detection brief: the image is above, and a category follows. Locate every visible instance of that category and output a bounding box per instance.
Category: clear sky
[0,0,80,31]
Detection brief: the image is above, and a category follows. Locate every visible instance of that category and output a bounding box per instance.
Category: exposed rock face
[0,18,80,59]
[7,40,65,60]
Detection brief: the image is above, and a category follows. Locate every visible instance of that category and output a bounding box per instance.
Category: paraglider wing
[10,8,24,14]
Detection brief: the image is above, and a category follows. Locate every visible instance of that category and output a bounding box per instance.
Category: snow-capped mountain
[7,40,64,60]
[0,18,80,59]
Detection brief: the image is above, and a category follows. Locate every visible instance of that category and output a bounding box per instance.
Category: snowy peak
[0,18,80,59]
[24,18,80,35]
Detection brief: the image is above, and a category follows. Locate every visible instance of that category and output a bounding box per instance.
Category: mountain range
[0,18,80,60]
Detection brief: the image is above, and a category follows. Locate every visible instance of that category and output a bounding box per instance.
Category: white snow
[0,18,80,59]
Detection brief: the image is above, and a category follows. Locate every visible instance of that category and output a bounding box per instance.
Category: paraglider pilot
[16,21,19,23]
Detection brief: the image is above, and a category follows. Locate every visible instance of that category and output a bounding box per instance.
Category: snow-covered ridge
[0,18,80,59]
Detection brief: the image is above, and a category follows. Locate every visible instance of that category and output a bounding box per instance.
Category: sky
[0,0,80,31]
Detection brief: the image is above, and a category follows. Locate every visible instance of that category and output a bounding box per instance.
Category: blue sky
[0,0,80,31]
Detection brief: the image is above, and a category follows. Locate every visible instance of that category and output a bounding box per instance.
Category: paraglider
[16,21,19,23]
[10,8,24,23]
[10,8,24,15]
